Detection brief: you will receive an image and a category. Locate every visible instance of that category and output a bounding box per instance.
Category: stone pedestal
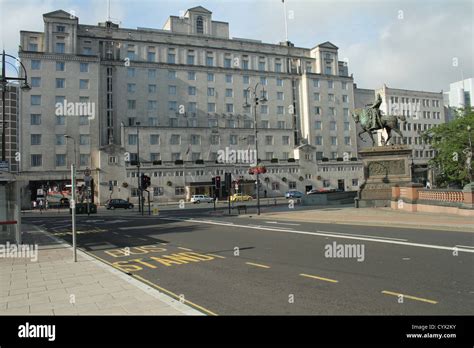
[357,145,413,207]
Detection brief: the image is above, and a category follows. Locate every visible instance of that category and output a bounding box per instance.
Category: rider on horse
[367,93,383,130]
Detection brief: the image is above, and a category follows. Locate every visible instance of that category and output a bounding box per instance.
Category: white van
[190,195,214,204]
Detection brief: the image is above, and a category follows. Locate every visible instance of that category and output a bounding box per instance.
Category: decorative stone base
[357,145,413,207]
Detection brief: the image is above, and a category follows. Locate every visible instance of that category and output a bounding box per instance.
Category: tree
[422,109,474,187]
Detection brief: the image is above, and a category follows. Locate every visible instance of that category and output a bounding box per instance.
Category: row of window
[127,152,293,162]
[315,121,351,131]
[30,114,90,126]
[31,60,89,72]
[390,96,441,108]
[126,68,286,86]
[30,154,90,167]
[31,77,90,89]
[127,134,291,146]
[402,123,437,132]
[314,136,352,146]
[30,134,91,146]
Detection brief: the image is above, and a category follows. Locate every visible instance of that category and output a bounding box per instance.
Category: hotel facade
[18,6,364,206]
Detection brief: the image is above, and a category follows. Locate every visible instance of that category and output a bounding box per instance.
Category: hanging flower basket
[298,176,304,182]
[264,177,270,183]
[122,182,129,188]
[248,165,267,175]
[282,177,287,182]
[166,181,173,187]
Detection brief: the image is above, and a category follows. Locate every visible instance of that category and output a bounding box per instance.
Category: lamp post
[1,50,31,163]
[243,83,267,215]
[136,121,141,213]
[64,135,77,262]
[468,125,473,182]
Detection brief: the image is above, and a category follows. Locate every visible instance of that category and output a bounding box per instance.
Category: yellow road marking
[133,274,218,316]
[246,262,270,269]
[299,273,339,283]
[83,251,218,316]
[381,290,438,304]
[177,247,193,251]
[207,254,226,259]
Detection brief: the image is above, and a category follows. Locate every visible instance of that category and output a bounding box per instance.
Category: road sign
[0,161,9,172]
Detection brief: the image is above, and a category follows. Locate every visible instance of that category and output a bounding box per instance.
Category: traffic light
[215,176,221,189]
[212,177,216,187]
[141,174,151,190]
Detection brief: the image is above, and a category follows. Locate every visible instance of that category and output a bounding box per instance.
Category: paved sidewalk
[0,225,202,315]
[255,206,474,232]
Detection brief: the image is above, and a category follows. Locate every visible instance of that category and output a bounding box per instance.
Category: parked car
[190,195,214,204]
[229,193,253,202]
[106,199,134,210]
[285,190,304,199]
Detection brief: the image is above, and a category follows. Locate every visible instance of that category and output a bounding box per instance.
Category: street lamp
[135,121,142,213]
[468,125,472,182]
[243,83,267,215]
[1,50,31,163]
[64,135,77,262]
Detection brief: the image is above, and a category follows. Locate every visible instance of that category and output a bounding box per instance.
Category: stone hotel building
[18,6,363,205]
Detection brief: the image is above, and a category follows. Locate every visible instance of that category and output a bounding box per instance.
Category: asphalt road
[23,207,474,315]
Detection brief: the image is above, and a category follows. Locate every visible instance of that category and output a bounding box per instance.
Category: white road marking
[317,230,407,242]
[163,218,474,254]
[455,245,474,249]
[265,221,301,226]
[120,224,163,230]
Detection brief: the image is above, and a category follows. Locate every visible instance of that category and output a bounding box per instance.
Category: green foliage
[422,109,474,187]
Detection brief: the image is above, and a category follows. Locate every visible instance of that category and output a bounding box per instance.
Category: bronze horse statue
[352,108,406,146]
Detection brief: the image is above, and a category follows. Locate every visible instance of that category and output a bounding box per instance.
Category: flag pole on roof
[282,0,289,43]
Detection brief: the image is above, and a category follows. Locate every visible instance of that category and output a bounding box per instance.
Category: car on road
[285,190,304,199]
[229,193,252,202]
[106,199,134,210]
[190,195,214,204]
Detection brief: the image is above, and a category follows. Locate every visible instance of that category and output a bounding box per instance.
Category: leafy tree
[422,109,474,187]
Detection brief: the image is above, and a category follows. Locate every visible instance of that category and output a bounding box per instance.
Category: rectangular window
[147,51,156,62]
[80,154,90,166]
[226,104,234,113]
[79,63,88,72]
[282,136,290,145]
[277,78,283,87]
[28,43,38,51]
[225,89,233,97]
[208,103,216,112]
[190,134,201,145]
[31,154,42,167]
[148,69,156,79]
[188,86,196,96]
[207,73,214,82]
[344,137,351,145]
[154,187,164,196]
[170,135,180,145]
[79,116,89,125]
[225,74,233,83]
[243,75,250,84]
[258,61,266,71]
[331,136,337,145]
[148,84,156,93]
[31,95,41,106]
[210,135,220,145]
[168,70,176,80]
[175,187,185,196]
[79,79,89,89]
[79,135,90,145]
[56,134,66,146]
[31,77,41,87]
[315,121,322,130]
[328,80,334,89]
[55,154,66,167]
[313,79,320,87]
[56,61,65,71]
[315,136,323,145]
[242,60,249,70]
[277,92,284,100]
[55,42,65,53]
[261,105,268,114]
[128,134,138,145]
[277,106,284,115]
[314,93,320,101]
[188,71,196,80]
[260,76,267,85]
[187,55,195,65]
[261,120,269,129]
[31,114,41,125]
[275,62,282,72]
[31,134,41,145]
[31,60,41,70]
[150,134,160,145]
[56,78,65,88]
[206,56,214,66]
[224,58,232,68]
[147,100,157,110]
[128,100,136,110]
[150,153,161,162]
[127,68,136,77]
[230,135,238,145]
[168,101,177,111]
[127,83,136,93]
[56,115,66,125]
[168,86,177,95]
[207,87,215,96]
[167,53,176,64]
[330,121,337,131]
[188,102,197,113]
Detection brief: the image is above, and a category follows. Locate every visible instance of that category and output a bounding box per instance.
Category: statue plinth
[357,145,412,207]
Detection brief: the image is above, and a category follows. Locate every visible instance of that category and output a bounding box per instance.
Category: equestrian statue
[352,93,406,146]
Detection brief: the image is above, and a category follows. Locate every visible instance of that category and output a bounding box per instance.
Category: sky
[1,0,473,92]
